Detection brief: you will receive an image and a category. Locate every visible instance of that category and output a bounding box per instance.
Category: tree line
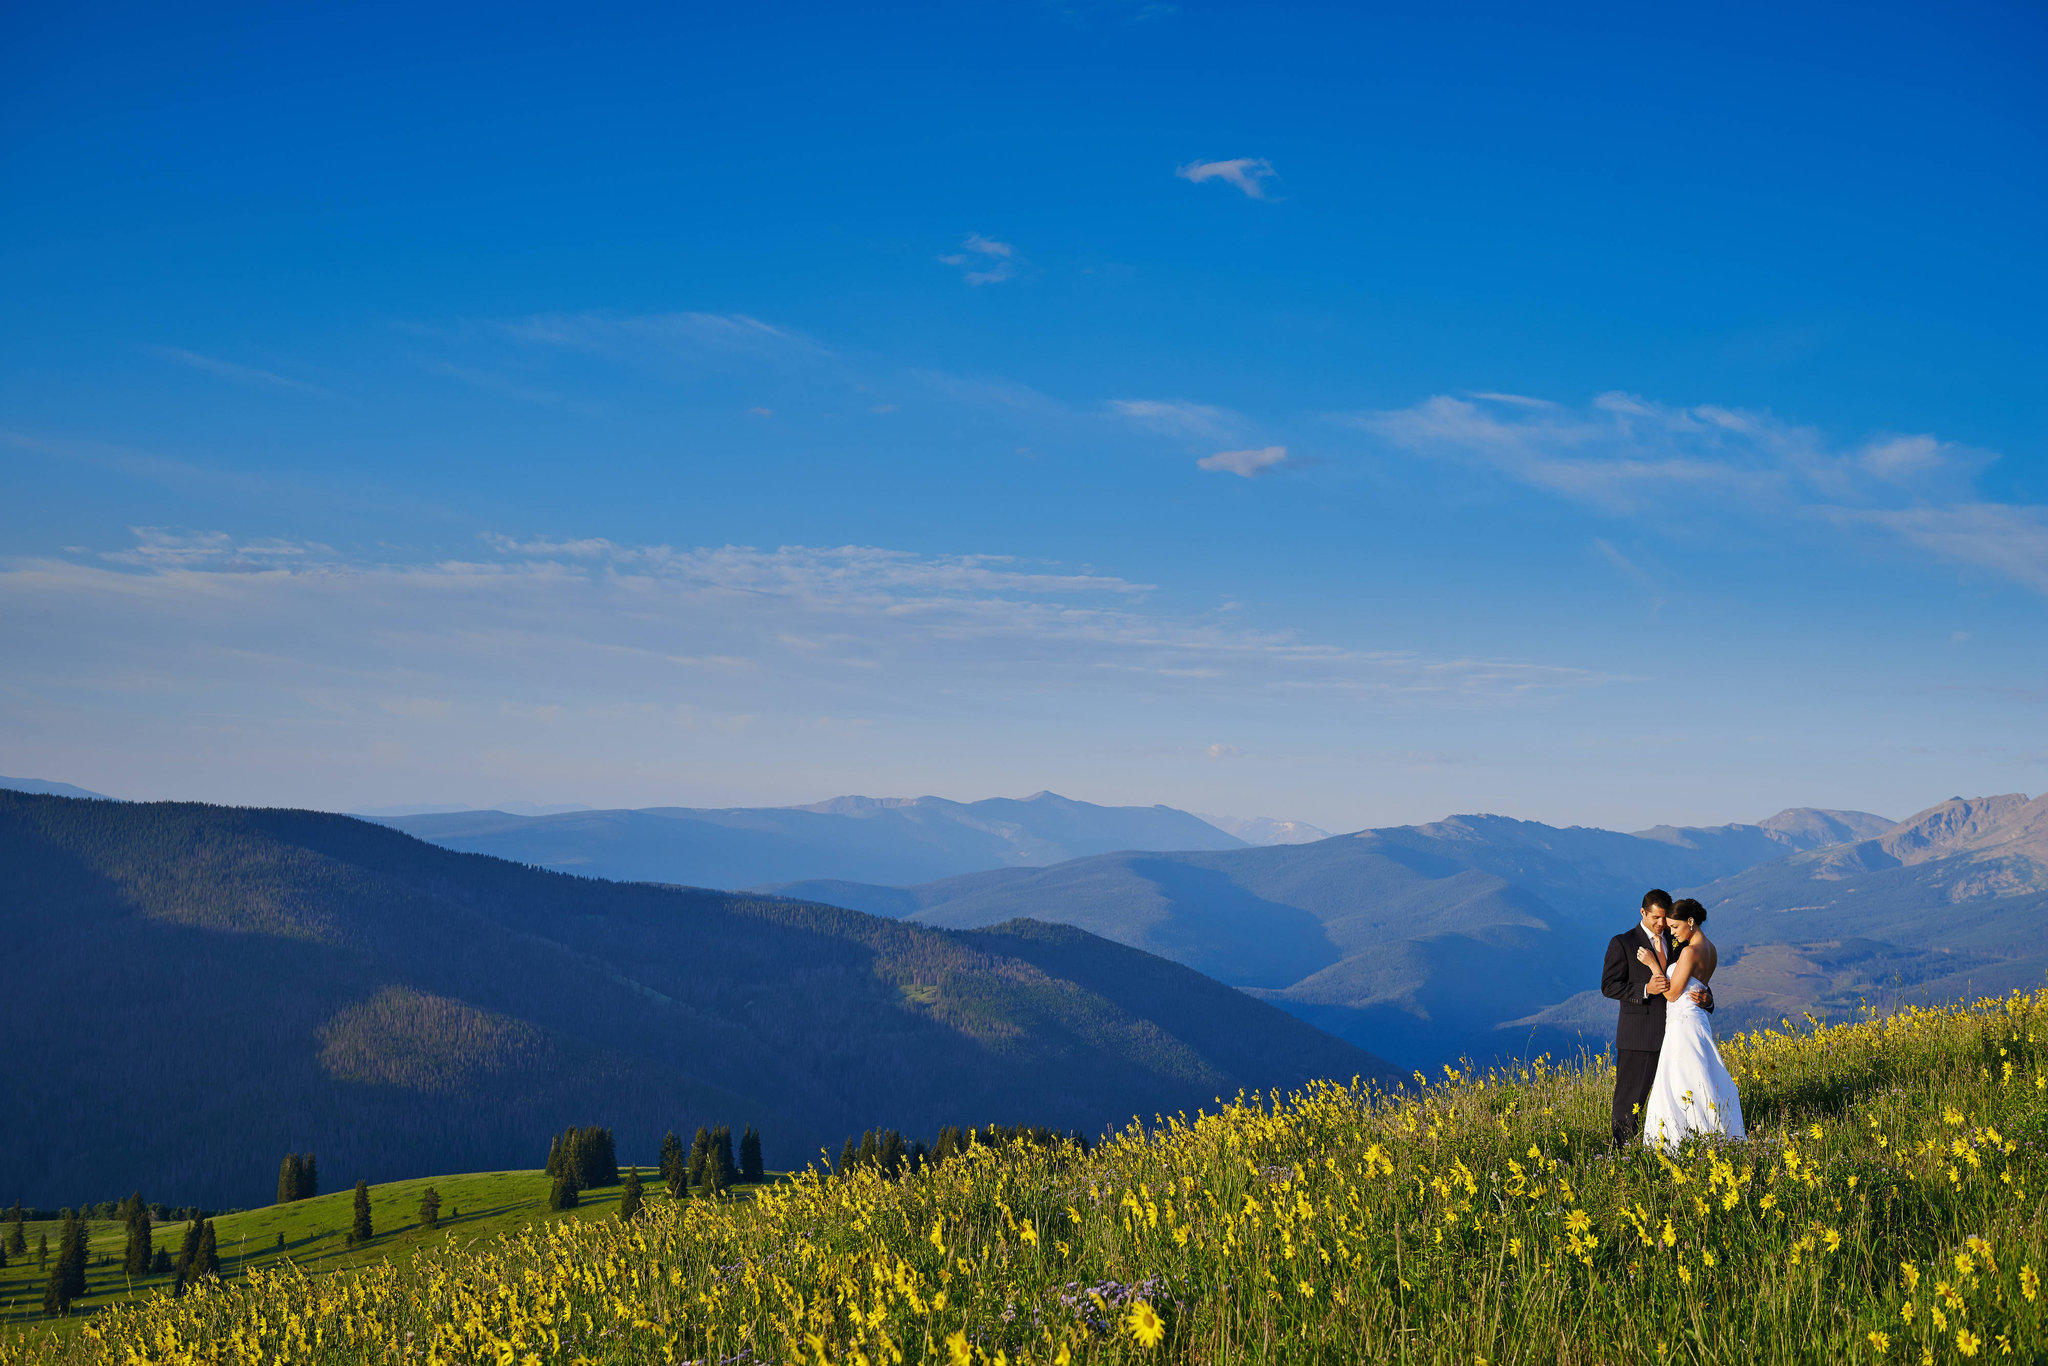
[834,1122,1088,1179]
[28,1192,223,1317]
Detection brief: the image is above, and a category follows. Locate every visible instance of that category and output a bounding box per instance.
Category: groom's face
[1641,905,1667,937]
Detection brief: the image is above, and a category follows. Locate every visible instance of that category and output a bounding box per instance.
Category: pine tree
[56,1209,87,1301]
[618,1167,644,1221]
[546,1131,565,1178]
[688,1126,711,1187]
[350,1180,373,1245]
[301,1153,319,1199]
[879,1130,907,1179]
[196,1221,219,1277]
[857,1130,879,1170]
[42,1263,64,1317]
[278,1153,300,1205]
[124,1194,152,1277]
[417,1187,441,1230]
[37,1232,49,1268]
[739,1126,764,1182]
[6,1204,25,1256]
[659,1130,686,1198]
[547,1173,580,1211]
[714,1126,736,1182]
[150,1247,172,1273]
[838,1136,858,1172]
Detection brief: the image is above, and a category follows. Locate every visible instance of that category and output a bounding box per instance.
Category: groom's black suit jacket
[1602,925,1673,1053]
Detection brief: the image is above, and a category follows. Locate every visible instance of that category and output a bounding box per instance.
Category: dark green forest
[0,792,1386,1208]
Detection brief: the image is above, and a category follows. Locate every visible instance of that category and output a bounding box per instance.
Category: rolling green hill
[0,792,1389,1210]
[0,1166,782,1342]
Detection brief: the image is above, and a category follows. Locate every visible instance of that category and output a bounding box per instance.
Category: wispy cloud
[1591,538,1666,616]
[1351,390,2045,597]
[143,345,336,397]
[1198,445,1290,477]
[494,310,823,361]
[1108,398,1245,441]
[1840,504,2048,595]
[1176,158,1277,199]
[1,532,1614,732]
[940,233,1021,285]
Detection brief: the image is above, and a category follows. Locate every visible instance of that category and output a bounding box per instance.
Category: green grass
[0,1168,785,1344]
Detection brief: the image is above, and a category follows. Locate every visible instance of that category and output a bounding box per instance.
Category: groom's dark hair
[1641,888,1673,912]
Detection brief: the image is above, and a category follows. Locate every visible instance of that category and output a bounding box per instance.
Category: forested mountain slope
[768,807,1899,1066]
[0,793,1386,1208]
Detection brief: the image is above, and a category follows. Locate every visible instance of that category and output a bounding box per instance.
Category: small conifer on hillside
[123,1194,152,1276]
[740,1126,764,1181]
[301,1153,319,1199]
[688,1126,711,1187]
[195,1220,219,1277]
[838,1136,857,1172]
[417,1186,441,1230]
[547,1173,580,1211]
[659,1129,686,1198]
[6,1203,25,1255]
[618,1167,644,1221]
[56,1209,86,1300]
[350,1180,373,1245]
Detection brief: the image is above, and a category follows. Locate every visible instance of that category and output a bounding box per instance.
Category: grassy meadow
[11,987,2048,1364]
[0,1168,784,1349]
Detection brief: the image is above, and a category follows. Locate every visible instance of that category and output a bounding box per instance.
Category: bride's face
[1669,918,1698,943]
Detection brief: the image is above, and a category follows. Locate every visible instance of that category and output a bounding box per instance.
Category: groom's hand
[1647,974,1669,994]
[1691,985,1713,1010]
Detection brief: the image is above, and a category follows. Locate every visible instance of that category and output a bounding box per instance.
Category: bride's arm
[1659,945,1699,1001]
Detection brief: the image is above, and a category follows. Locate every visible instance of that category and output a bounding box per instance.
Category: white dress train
[1641,977,1745,1152]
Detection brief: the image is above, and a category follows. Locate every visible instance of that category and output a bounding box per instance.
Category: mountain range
[376,791,1260,890]
[0,791,1387,1207]
[763,804,2008,1068]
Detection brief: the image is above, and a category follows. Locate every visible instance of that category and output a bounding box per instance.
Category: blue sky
[2,0,2044,831]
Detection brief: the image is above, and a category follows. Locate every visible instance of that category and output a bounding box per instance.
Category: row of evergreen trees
[545,1126,620,1190]
[835,1123,1086,1180]
[543,1123,764,1211]
[6,1197,217,1225]
[275,1152,320,1204]
[33,1194,222,1317]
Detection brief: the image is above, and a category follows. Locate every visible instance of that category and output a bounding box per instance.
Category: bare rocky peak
[1878,794,2035,864]
[1755,807,1896,848]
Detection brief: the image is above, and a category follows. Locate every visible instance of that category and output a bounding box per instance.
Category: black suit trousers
[1612,1048,1660,1148]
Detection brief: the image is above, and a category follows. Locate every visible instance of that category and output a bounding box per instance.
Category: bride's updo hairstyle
[1670,897,1707,926]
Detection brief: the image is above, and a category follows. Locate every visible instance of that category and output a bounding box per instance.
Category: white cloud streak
[1352,391,2044,595]
[143,346,336,397]
[939,233,1021,285]
[1176,158,1277,199]
[1109,398,1245,441]
[1198,446,1289,477]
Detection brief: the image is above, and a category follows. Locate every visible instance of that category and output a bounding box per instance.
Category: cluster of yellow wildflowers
[8,987,2043,1364]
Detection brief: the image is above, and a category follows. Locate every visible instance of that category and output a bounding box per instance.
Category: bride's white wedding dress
[1641,971,1746,1152]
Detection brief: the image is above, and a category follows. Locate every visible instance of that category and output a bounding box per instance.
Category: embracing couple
[1601,888,1746,1152]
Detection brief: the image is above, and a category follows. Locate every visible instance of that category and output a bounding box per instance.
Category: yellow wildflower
[1125,1300,1166,1348]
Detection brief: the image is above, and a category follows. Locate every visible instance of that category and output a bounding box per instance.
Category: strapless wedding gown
[1641,978,1745,1152]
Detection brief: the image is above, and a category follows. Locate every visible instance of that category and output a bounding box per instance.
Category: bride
[1637,897,1745,1151]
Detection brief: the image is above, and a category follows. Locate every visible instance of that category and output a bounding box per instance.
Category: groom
[1602,888,1712,1149]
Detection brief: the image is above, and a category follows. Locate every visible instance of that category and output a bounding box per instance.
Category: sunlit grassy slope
[0,1169,781,1345]
[16,989,2048,1364]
